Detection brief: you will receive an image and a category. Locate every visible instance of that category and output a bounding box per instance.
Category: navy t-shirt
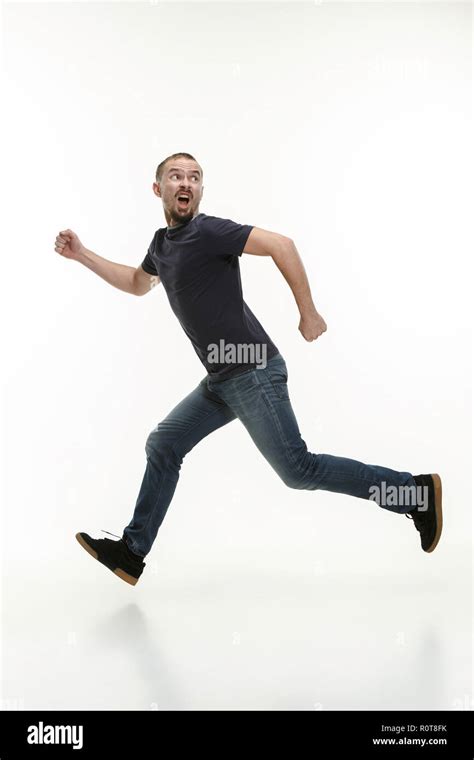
[141,212,279,380]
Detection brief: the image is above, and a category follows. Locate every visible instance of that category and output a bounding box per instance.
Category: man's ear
[152,182,162,198]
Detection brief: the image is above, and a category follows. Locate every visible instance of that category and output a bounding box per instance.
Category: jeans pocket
[265,360,289,401]
[207,366,258,399]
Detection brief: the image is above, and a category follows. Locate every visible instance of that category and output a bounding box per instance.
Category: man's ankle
[122,536,144,560]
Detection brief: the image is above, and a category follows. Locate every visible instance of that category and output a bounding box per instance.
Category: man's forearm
[76,248,137,295]
[272,239,319,316]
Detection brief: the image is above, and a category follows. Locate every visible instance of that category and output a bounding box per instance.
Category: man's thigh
[207,356,306,477]
[146,376,237,459]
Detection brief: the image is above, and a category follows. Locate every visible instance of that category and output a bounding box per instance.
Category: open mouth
[177,195,191,208]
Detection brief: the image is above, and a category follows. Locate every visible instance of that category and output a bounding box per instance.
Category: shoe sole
[425,473,443,553]
[75,533,139,586]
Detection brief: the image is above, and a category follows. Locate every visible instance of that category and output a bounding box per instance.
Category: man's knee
[279,455,320,490]
[145,428,182,469]
[280,469,306,490]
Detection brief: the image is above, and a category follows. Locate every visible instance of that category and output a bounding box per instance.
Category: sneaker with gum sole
[75,530,146,585]
[405,473,443,553]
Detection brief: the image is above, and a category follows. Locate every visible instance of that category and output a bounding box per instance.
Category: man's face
[153,158,204,225]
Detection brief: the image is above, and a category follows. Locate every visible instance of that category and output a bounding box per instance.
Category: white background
[1,0,472,711]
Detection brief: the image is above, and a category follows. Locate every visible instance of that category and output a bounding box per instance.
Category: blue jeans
[123,353,416,557]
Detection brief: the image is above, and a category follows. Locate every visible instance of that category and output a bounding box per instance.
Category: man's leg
[207,354,417,513]
[123,377,237,557]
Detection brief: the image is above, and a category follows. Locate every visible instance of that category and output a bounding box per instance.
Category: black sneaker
[405,473,443,553]
[75,530,146,585]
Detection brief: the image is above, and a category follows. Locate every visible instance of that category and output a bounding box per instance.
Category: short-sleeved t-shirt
[141,212,279,380]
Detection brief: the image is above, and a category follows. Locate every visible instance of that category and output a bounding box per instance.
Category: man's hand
[54,231,152,296]
[298,310,327,342]
[55,229,86,261]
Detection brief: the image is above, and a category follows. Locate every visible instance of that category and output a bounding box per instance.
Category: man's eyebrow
[167,167,201,176]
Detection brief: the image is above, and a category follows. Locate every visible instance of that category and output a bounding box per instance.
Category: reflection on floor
[2,558,471,712]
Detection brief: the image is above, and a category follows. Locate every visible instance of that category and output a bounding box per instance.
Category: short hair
[155,152,203,183]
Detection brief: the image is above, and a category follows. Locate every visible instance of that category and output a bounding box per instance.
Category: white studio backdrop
[1,1,472,711]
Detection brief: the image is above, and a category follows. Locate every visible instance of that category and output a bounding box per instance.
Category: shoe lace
[405,510,425,533]
[101,529,144,563]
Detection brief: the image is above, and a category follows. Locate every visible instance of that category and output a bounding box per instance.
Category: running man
[54,152,443,585]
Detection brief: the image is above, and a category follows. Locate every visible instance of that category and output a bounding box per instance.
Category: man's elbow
[272,235,296,262]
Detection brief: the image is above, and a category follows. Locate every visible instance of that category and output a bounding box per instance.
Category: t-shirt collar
[166,212,202,233]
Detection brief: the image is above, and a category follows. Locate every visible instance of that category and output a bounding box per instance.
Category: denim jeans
[123,353,417,557]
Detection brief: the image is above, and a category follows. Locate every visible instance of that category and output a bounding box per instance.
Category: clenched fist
[298,310,327,342]
[54,229,86,261]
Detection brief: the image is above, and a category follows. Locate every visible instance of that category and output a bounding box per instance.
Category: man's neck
[167,211,199,229]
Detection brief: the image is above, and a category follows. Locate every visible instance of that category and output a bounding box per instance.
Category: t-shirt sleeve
[200,215,254,258]
[140,233,159,275]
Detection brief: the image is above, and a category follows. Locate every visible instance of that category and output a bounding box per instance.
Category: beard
[168,201,194,225]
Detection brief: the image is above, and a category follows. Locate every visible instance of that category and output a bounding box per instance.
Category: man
[55,152,442,586]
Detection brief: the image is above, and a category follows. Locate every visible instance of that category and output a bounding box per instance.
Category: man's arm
[54,229,160,296]
[133,264,161,296]
[243,227,327,341]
